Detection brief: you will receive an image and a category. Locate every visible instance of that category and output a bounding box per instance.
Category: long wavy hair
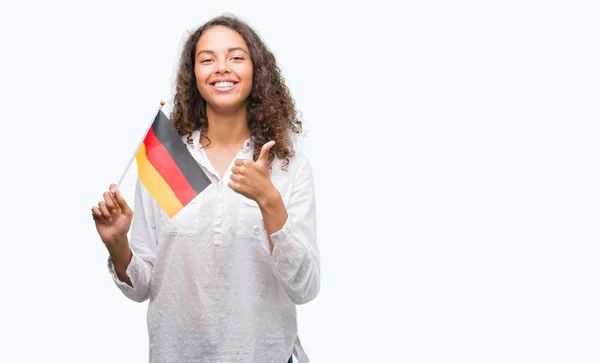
[170,14,302,168]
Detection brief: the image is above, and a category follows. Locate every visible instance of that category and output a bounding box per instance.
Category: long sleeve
[107,178,158,303]
[270,157,320,304]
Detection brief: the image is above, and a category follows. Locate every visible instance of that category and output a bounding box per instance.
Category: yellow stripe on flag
[136,142,184,218]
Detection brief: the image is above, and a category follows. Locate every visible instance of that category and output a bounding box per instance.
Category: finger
[91,206,103,220]
[257,140,276,164]
[103,191,116,210]
[98,201,111,219]
[231,165,244,175]
[230,173,238,182]
[232,174,246,183]
[233,158,248,167]
[109,183,118,194]
[113,189,133,217]
[228,181,240,193]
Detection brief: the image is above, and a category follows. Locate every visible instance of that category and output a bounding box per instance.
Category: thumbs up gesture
[229,140,276,204]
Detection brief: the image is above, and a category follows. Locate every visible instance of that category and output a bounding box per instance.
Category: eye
[200,59,214,64]
[231,56,244,61]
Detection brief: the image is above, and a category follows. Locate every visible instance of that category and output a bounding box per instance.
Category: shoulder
[272,149,312,173]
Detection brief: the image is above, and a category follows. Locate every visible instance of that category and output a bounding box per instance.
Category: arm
[106,179,158,303]
[257,157,320,305]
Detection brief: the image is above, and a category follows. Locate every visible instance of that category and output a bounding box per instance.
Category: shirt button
[273,235,279,241]
[254,227,260,233]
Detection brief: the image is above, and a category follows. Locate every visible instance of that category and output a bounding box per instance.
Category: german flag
[136,109,211,218]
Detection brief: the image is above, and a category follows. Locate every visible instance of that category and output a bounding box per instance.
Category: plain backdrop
[1,0,599,362]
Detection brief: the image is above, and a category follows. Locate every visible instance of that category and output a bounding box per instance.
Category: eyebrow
[196,47,249,57]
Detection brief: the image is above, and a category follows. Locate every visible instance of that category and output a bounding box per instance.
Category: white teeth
[214,81,234,88]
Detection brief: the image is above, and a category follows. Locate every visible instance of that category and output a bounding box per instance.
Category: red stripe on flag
[143,128,199,206]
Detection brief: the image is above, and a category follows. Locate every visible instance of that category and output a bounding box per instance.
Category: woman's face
[194,25,253,114]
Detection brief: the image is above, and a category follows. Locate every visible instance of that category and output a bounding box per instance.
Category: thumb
[257,141,276,164]
[110,185,133,217]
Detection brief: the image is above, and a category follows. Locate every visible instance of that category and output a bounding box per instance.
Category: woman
[91,14,320,363]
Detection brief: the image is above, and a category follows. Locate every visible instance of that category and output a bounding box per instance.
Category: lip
[209,78,239,93]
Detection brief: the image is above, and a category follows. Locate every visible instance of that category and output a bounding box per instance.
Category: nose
[215,57,230,74]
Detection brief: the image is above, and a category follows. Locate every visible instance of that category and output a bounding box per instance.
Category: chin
[208,100,247,113]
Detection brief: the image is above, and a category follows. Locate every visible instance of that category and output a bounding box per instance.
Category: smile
[210,81,238,92]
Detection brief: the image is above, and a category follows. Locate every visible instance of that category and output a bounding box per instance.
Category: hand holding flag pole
[94,100,211,233]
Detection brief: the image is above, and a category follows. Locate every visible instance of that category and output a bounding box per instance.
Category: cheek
[245,65,254,84]
[240,66,254,94]
[194,69,210,95]
[194,66,209,84]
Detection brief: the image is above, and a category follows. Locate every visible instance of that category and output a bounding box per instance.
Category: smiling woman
[171,16,302,171]
[194,28,254,113]
[90,14,319,363]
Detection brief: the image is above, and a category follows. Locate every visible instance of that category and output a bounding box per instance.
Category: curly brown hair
[170,14,302,169]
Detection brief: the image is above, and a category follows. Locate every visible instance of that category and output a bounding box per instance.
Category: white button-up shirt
[108,130,320,363]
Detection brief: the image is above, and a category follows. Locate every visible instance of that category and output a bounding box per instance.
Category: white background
[1,0,599,362]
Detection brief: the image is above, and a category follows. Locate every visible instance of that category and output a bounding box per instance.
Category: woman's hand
[229,141,278,205]
[91,184,133,249]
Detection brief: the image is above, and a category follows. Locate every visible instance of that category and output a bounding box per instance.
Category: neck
[203,104,250,147]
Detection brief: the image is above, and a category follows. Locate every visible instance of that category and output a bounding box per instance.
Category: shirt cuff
[269,218,307,267]
[106,254,137,291]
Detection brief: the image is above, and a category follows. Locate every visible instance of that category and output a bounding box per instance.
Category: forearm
[265,157,320,304]
[266,212,320,304]
[256,186,320,303]
[257,187,288,252]
[107,236,133,287]
[105,178,156,302]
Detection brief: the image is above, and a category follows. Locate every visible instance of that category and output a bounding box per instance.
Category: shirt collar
[242,137,254,154]
[184,130,254,154]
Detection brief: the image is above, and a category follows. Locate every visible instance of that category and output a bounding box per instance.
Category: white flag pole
[115,101,165,189]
